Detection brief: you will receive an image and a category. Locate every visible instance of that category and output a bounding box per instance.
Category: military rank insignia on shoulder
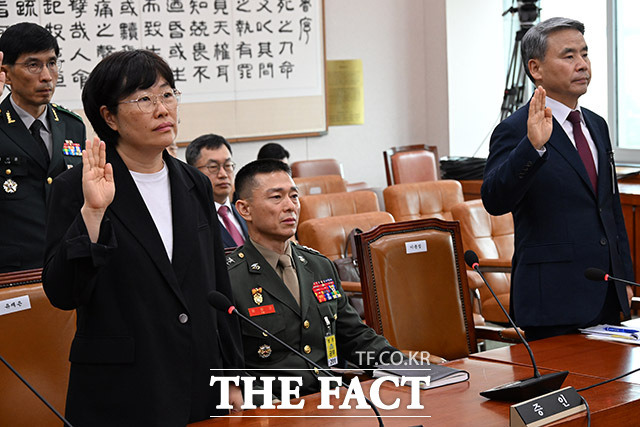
[226,250,246,269]
[294,242,321,255]
[51,103,84,123]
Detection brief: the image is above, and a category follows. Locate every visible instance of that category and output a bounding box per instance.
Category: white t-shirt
[130,163,173,261]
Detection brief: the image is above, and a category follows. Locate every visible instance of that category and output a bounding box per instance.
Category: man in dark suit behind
[0,23,86,272]
[482,17,633,340]
[186,133,248,250]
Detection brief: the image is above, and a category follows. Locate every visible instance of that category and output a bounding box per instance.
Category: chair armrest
[477,258,511,273]
[341,281,362,293]
[631,296,640,311]
[475,325,524,343]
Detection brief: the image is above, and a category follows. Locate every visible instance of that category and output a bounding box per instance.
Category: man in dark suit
[226,159,399,399]
[482,17,633,340]
[0,23,86,273]
[186,133,248,250]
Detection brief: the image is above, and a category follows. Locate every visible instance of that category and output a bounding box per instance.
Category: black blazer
[0,97,85,272]
[219,204,249,250]
[482,102,632,328]
[43,146,243,426]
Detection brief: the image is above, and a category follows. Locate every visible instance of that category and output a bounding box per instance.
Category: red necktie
[567,110,597,194]
[218,205,245,246]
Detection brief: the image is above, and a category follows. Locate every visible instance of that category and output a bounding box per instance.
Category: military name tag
[325,334,338,367]
[248,304,275,317]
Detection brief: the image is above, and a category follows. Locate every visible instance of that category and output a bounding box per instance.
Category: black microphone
[464,250,568,402]
[208,291,384,426]
[0,353,75,427]
[584,267,640,287]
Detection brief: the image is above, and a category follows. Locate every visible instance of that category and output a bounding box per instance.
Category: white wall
[194,0,449,189]
[446,0,505,158]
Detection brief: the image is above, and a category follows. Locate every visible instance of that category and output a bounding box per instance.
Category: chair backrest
[383,180,464,222]
[383,145,439,186]
[0,269,75,427]
[297,211,395,260]
[450,199,513,261]
[294,175,347,196]
[450,199,514,324]
[354,219,477,360]
[291,159,342,178]
[299,190,380,225]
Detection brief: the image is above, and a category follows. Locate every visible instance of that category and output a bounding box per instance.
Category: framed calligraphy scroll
[0,0,327,142]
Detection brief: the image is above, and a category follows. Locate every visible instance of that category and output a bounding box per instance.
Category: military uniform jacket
[43,146,244,426]
[0,97,85,272]
[227,239,395,398]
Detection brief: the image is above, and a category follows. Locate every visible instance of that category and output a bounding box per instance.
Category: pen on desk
[604,327,639,339]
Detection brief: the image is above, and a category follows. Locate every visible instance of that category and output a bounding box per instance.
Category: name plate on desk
[510,386,586,427]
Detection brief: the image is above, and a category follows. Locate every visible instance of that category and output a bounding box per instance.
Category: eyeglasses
[119,89,181,113]
[13,59,62,74]
[198,161,236,175]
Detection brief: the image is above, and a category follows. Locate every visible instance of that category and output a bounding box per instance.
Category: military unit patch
[312,278,341,303]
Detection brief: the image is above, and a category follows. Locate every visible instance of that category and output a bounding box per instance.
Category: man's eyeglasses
[13,59,62,74]
[198,161,236,175]
[119,89,181,113]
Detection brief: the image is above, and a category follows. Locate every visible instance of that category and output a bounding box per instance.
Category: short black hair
[0,22,59,65]
[235,159,292,200]
[185,133,232,166]
[81,49,175,147]
[257,142,290,162]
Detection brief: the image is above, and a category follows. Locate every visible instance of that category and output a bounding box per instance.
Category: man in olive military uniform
[0,23,86,272]
[227,159,398,399]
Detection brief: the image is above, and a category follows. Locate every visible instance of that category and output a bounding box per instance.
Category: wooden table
[470,333,640,385]
[190,357,640,426]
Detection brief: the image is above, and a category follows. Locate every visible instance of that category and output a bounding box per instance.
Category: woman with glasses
[43,50,244,426]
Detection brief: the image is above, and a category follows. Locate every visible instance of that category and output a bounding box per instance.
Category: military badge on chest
[3,178,17,193]
[252,287,263,305]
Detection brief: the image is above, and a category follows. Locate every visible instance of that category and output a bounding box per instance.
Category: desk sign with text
[510,386,586,427]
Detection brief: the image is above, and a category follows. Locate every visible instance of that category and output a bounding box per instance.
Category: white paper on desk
[579,324,640,344]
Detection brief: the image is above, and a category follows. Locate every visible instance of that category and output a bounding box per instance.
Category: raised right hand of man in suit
[527,85,553,150]
[81,136,115,242]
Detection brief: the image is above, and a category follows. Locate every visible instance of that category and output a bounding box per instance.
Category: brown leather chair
[353,219,480,360]
[297,211,395,261]
[299,190,380,226]
[291,158,341,177]
[0,269,75,427]
[294,175,347,196]
[450,199,514,324]
[383,144,440,186]
[383,180,464,222]
[297,211,394,299]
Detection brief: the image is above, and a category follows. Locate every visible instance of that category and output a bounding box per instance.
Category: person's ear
[100,105,118,132]
[235,199,251,222]
[528,59,543,84]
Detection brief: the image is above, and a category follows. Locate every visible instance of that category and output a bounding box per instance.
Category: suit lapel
[582,110,611,199]
[106,145,185,306]
[48,106,66,174]
[546,117,596,197]
[243,241,300,315]
[166,153,199,289]
[0,97,48,171]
